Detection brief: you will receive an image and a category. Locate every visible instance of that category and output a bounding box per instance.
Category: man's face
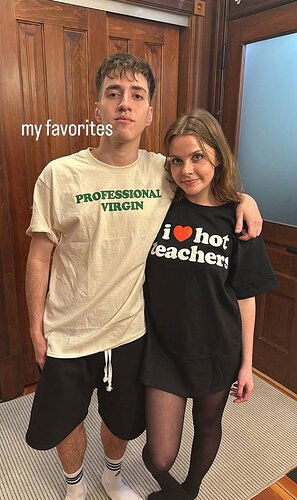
[95,72,153,143]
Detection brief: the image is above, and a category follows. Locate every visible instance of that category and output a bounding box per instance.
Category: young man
[25,53,262,500]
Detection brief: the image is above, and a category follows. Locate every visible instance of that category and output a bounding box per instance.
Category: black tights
[143,387,230,499]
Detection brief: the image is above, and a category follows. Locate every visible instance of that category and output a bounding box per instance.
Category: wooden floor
[23,382,297,499]
[253,476,297,499]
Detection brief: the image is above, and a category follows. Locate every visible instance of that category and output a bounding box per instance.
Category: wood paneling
[18,22,52,191]
[263,221,297,251]
[259,225,297,392]
[178,0,226,115]
[160,27,179,142]
[178,16,201,113]
[14,0,87,26]
[0,355,24,402]
[253,222,297,392]
[0,124,20,360]
[64,29,89,153]
[260,287,294,352]
[229,0,296,20]
[0,0,31,399]
[44,24,69,159]
[109,37,129,54]
[0,119,23,401]
[143,43,163,152]
[87,10,108,149]
[119,0,195,15]
[108,13,179,154]
[254,239,297,392]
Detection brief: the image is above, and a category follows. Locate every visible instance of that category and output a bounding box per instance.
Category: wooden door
[107,13,179,153]
[222,3,297,392]
[0,0,180,400]
[0,0,107,399]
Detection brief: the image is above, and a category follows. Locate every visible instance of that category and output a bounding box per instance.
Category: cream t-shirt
[27,148,173,357]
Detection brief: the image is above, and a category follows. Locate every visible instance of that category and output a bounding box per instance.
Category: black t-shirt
[145,198,278,360]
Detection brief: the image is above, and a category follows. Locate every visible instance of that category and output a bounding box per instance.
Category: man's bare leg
[100,421,142,499]
[101,420,128,458]
[57,422,87,499]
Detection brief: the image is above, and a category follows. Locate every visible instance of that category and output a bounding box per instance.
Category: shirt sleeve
[228,235,279,299]
[26,175,60,245]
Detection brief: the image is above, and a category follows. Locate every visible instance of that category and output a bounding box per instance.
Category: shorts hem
[99,411,145,441]
[26,413,88,451]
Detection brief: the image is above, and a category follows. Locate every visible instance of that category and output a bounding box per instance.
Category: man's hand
[31,332,48,369]
[235,193,262,240]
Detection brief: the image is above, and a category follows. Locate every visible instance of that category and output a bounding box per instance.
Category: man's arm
[25,233,54,369]
[235,193,263,240]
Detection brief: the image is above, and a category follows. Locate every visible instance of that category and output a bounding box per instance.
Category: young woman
[141,109,278,499]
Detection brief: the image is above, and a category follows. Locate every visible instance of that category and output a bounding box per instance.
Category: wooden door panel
[64,28,89,154]
[14,0,88,27]
[160,27,179,144]
[254,222,297,391]
[255,277,297,387]
[268,244,296,277]
[18,22,52,197]
[109,37,130,54]
[142,43,163,152]
[256,277,295,352]
[223,4,297,392]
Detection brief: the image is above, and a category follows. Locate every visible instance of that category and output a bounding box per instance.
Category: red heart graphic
[173,226,193,242]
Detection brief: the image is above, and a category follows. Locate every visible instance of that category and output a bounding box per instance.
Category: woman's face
[169,134,218,204]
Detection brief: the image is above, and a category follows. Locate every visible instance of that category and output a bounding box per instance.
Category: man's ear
[146,106,153,127]
[94,101,102,123]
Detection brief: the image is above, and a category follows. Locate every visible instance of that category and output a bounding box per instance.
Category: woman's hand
[230,365,254,403]
[235,193,262,240]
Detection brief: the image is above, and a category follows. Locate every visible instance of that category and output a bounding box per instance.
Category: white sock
[64,464,87,500]
[102,456,143,500]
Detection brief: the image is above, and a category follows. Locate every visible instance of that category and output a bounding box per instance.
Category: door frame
[222,1,297,152]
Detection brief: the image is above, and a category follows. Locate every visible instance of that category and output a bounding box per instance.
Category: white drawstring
[103,349,113,392]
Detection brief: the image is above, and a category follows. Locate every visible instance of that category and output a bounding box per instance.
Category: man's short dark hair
[96,53,155,102]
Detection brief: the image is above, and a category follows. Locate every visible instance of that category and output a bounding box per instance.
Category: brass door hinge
[194,0,205,16]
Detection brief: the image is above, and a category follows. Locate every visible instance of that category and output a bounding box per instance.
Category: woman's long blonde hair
[164,108,242,203]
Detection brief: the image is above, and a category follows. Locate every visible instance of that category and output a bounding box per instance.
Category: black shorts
[26,336,146,450]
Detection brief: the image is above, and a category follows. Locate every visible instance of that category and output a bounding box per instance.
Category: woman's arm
[235,194,262,240]
[231,297,255,403]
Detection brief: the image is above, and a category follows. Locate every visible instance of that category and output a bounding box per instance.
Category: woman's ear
[214,152,221,168]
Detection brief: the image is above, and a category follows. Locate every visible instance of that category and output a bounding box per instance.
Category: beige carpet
[0,374,296,500]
